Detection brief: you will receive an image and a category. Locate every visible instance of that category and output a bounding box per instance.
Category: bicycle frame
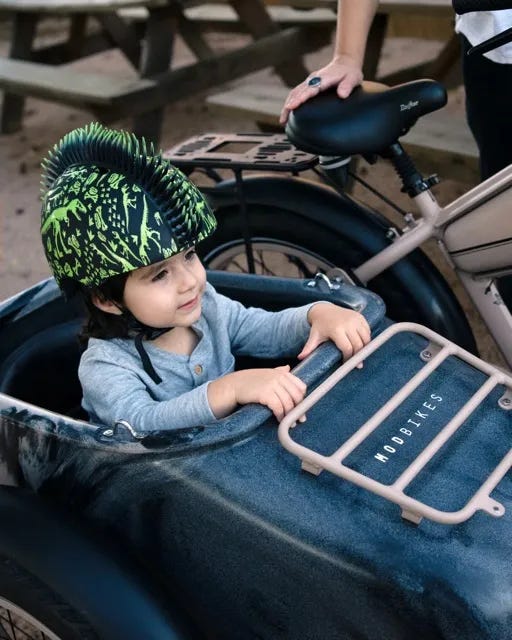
[353,164,512,369]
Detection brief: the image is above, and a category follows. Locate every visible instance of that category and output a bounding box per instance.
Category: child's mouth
[178,296,199,311]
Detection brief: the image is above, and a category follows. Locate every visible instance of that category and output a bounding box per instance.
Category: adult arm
[280,0,379,123]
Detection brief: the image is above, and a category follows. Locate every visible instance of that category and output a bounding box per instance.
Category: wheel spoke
[204,240,334,279]
[287,255,317,278]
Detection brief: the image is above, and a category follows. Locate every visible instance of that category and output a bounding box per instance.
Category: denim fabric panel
[292,331,511,513]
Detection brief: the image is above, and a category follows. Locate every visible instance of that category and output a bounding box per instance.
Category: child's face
[122,248,206,329]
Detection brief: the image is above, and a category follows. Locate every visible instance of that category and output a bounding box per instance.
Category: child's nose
[177,265,197,291]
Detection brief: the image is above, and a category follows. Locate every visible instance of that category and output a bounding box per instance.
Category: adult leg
[461,36,512,309]
[461,35,512,180]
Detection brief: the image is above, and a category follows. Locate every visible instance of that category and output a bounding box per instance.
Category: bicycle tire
[0,556,97,640]
[201,177,476,353]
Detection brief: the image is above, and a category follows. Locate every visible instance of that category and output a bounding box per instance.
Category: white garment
[455,10,512,64]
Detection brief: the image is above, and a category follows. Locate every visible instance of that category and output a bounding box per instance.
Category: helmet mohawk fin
[40,122,192,224]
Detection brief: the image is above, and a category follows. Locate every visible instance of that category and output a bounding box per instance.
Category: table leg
[378,34,461,88]
[229,0,310,86]
[133,6,177,143]
[95,12,141,69]
[425,34,461,88]
[66,14,88,61]
[178,12,215,60]
[1,12,38,134]
[363,14,388,80]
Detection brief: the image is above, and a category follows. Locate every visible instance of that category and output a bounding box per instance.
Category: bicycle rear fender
[0,486,197,640]
[205,175,476,353]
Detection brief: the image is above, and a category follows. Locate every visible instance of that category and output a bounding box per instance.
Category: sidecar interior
[0,318,85,418]
[0,319,295,420]
[0,272,385,421]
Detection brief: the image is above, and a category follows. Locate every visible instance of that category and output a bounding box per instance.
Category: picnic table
[0,0,458,144]
[0,0,328,142]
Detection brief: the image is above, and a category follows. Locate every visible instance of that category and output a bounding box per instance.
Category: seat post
[381,142,439,198]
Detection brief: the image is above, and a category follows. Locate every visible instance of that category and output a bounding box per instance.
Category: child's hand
[232,365,307,421]
[208,365,306,422]
[298,303,371,361]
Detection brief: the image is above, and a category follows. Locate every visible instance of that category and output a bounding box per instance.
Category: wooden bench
[206,85,479,185]
[0,57,153,111]
[122,4,338,28]
[165,1,460,87]
[0,1,332,141]
[0,0,333,141]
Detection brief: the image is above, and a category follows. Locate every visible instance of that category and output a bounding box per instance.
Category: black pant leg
[461,35,512,180]
[460,36,512,309]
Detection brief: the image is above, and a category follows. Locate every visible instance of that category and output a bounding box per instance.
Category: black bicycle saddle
[285,79,447,157]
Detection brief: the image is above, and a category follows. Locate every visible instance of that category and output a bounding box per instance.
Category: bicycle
[164,79,512,371]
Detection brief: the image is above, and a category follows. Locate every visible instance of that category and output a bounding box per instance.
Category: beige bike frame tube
[353,190,442,284]
[351,171,512,370]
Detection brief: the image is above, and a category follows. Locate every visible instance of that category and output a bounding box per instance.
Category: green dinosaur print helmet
[40,123,217,292]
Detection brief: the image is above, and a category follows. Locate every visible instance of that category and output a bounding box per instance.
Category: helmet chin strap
[134,333,163,385]
[120,305,171,385]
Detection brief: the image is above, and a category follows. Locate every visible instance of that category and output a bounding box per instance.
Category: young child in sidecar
[40,123,370,433]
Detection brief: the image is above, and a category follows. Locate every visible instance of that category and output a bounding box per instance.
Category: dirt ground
[0,18,504,365]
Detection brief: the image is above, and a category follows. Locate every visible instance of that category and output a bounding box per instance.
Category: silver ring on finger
[307,75,322,88]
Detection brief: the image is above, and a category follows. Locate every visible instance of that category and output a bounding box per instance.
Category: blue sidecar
[0,270,511,640]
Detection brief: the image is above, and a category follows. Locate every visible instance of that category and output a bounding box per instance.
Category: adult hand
[279,54,364,125]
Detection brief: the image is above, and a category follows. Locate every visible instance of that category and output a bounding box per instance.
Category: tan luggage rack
[279,322,512,525]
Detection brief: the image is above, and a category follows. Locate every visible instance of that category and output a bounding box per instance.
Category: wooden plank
[133,5,177,142]
[207,84,288,126]
[205,85,479,184]
[0,11,37,133]
[388,15,454,39]
[115,26,326,116]
[31,31,116,64]
[379,35,461,87]
[183,4,337,27]
[95,11,142,67]
[0,0,171,14]
[0,27,323,114]
[228,0,309,86]
[211,0,453,18]
[0,0,454,18]
[0,57,153,107]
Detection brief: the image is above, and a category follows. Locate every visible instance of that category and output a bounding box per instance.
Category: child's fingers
[284,372,307,396]
[334,332,354,359]
[357,318,371,344]
[347,331,365,354]
[270,374,307,420]
[267,392,287,421]
[273,385,296,417]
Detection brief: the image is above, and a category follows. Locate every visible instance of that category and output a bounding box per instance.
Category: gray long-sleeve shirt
[79,283,314,431]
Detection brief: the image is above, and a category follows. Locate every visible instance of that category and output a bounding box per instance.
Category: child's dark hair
[79,272,131,344]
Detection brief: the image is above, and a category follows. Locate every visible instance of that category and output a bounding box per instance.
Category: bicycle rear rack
[164,132,317,172]
[278,322,512,525]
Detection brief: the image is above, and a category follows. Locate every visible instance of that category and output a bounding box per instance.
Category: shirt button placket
[194,364,203,376]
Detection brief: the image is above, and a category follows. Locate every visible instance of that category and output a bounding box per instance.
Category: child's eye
[185,248,197,261]
[151,269,168,282]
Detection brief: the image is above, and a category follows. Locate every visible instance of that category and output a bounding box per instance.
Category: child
[40,123,370,432]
